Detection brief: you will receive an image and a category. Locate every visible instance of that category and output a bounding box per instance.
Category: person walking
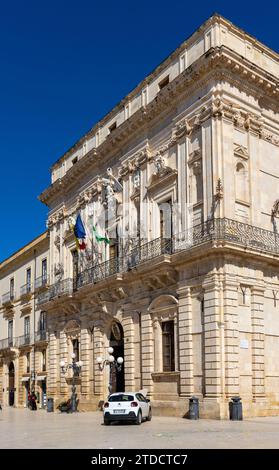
[31,391,37,411]
[28,391,32,410]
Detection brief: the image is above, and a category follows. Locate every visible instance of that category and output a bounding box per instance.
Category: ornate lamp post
[60,353,83,412]
[96,347,124,396]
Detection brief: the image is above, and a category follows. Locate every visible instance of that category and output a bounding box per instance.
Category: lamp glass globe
[60,360,65,368]
[108,346,114,354]
[117,357,124,364]
[97,356,103,364]
[71,353,76,359]
[108,355,115,363]
[79,360,83,367]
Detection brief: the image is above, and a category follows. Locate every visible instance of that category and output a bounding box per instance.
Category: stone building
[1,14,279,418]
[0,233,49,408]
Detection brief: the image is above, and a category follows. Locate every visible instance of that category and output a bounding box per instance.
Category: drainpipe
[136,311,143,390]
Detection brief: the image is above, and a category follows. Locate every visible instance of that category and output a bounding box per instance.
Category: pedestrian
[28,391,32,409]
[31,391,37,411]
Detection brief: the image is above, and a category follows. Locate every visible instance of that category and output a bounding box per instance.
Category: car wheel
[136,410,142,425]
[104,419,110,426]
[146,408,152,421]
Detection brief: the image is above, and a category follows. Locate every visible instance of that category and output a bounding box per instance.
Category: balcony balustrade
[35,276,49,290]
[37,278,73,305]
[18,334,32,347]
[20,283,33,299]
[1,292,15,307]
[34,330,48,342]
[0,337,19,350]
[37,218,279,305]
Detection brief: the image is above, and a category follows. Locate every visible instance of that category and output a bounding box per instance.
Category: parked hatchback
[103,392,152,425]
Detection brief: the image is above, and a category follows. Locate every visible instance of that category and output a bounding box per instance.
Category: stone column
[251,286,265,400]
[177,285,194,397]
[223,276,240,397]
[141,311,154,395]
[80,324,91,398]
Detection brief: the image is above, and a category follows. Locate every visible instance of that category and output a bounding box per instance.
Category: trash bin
[229,396,243,420]
[47,398,54,413]
[188,396,199,419]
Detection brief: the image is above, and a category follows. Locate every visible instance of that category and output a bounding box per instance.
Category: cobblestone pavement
[1,407,279,449]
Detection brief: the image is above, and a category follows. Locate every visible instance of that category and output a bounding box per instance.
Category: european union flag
[74,214,86,240]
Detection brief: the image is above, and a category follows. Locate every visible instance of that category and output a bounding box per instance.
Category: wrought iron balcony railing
[0,337,19,350]
[18,334,32,347]
[35,276,49,290]
[1,292,15,306]
[34,330,48,342]
[20,283,33,298]
[37,218,279,305]
[37,278,73,305]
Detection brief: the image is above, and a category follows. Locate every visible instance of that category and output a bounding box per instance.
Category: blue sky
[1,0,279,262]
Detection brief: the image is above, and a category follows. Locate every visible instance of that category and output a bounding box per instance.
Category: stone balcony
[37,217,279,307]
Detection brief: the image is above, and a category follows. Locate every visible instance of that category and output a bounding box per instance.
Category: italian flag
[92,225,110,245]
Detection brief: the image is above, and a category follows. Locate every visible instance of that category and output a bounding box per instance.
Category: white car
[103,391,152,425]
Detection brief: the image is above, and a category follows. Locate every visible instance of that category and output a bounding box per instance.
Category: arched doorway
[8,362,15,407]
[109,322,125,393]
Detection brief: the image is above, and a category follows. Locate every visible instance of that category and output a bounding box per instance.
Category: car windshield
[109,394,134,402]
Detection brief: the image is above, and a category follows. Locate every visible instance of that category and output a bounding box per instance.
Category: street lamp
[60,353,83,412]
[96,347,123,396]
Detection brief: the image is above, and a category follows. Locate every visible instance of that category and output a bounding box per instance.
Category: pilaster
[202,274,222,398]
[80,323,91,397]
[223,276,240,397]
[177,286,194,397]
[141,311,154,395]
[251,285,266,400]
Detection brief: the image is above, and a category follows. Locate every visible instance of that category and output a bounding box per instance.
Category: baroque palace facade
[1,14,279,418]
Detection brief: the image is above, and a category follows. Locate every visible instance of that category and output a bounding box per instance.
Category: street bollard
[188,396,199,419]
[229,396,243,420]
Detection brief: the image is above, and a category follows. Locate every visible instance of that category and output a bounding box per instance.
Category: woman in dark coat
[31,391,37,410]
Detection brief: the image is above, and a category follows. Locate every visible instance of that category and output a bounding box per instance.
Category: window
[158,75,169,91]
[159,199,173,239]
[72,250,79,288]
[24,316,30,339]
[179,54,186,73]
[42,259,47,285]
[162,321,175,372]
[124,104,130,120]
[141,88,147,107]
[72,339,79,362]
[39,311,47,332]
[26,352,30,373]
[8,320,13,346]
[82,142,87,156]
[42,350,46,372]
[26,268,31,292]
[133,168,140,189]
[109,122,117,133]
[10,278,14,301]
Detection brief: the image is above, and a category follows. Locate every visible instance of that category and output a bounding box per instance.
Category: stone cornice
[0,231,48,272]
[40,45,279,211]
[50,14,279,172]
